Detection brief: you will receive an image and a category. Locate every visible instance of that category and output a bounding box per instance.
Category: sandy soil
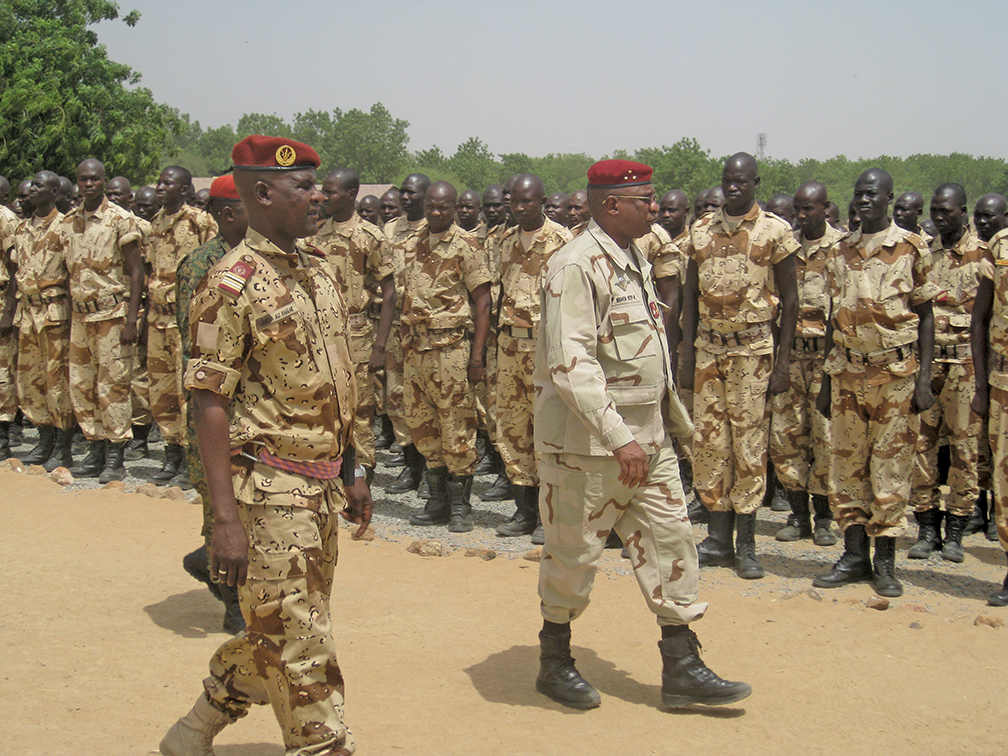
[2,467,1006,756]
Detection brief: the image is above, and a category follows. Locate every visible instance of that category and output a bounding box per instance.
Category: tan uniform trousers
[495,332,536,486]
[403,340,479,475]
[986,384,1008,552]
[538,439,707,627]
[910,361,980,516]
[69,314,134,442]
[770,356,830,496]
[829,373,918,537]
[692,349,772,514]
[475,329,498,443]
[203,464,354,756]
[0,323,16,423]
[131,320,152,426]
[147,316,186,446]
[383,317,412,447]
[17,309,74,429]
[348,320,376,469]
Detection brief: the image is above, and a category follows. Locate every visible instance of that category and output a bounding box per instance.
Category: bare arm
[769,254,798,396]
[911,300,935,414]
[468,281,491,384]
[656,274,680,374]
[369,274,396,373]
[971,277,994,419]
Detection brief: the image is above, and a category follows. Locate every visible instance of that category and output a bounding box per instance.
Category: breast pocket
[609,304,658,361]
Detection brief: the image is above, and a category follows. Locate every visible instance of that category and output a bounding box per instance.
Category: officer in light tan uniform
[160,135,371,756]
[533,159,749,711]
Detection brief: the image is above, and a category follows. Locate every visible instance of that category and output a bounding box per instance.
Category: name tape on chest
[255,302,298,329]
[612,293,642,306]
[218,257,257,298]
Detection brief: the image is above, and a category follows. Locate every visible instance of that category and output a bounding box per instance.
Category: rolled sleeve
[185,277,250,399]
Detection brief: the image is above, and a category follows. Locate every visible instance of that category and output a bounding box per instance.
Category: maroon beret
[587,159,653,188]
[208,175,239,201]
[231,135,321,171]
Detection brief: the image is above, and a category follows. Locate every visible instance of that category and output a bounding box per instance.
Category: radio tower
[756,132,767,160]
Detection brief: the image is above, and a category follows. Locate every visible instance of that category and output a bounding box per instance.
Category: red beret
[587,159,653,188]
[208,175,239,201]
[231,135,321,171]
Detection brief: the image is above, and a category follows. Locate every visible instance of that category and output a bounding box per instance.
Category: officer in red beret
[532,159,751,709]
[160,135,370,756]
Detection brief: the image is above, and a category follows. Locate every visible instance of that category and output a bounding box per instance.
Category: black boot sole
[535,679,601,709]
[662,682,752,708]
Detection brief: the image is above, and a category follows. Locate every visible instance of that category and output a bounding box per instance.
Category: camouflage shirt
[184,229,356,465]
[637,223,680,280]
[309,214,393,318]
[12,208,68,328]
[978,228,1008,390]
[147,205,218,308]
[927,229,986,359]
[794,223,846,340]
[534,220,693,456]
[59,196,142,321]
[400,223,491,350]
[498,217,572,334]
[176,234,231,371]
[0,205,17,289]
[824,222,939,385]
[384,216,426,304]
[685,204,799,353]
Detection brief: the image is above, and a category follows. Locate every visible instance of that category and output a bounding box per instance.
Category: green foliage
[0,0,180,183]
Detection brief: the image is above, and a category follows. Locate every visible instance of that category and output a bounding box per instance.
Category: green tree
[0,0,180,183]
[448,137,500,192]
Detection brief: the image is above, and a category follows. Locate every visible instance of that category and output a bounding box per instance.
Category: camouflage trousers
[384,317,413,447]
[184,395,212,551]
[537,439,708,626]
[370,316,385,417]
[829,374,917,537]
[132,318,152,426]
[910,361,980,516]
[692,349,772,515]
[203,464,354,755]
[147,318,186,446]
[0,324,16,422]
[17,315,74,429]
[495,333,536,486]
[475,330,498,443]
[69,314,134,442]
[403,342,479,475]
[349,323,376,469]
[770,356,830,496]
[986,384,1008,552]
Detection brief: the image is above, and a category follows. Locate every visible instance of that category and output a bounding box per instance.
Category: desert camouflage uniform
[131,217,152,427]
[146,205,217,445]
[177,234,231,551]
[383,216,426,447]
[185,229,356,755]
[400,223,491,474]
[0,206,18,421]
[977,230,1008,551]
[535,219,699,625]
[824,223,938,536]
[769,224,844,495]
[11,208,74,428]
[569,219,589,238]
[60,197,142,441]
[686,205,799,514]
[480,222,507,444]
[910,230,985,516]
[496,218,571,486]
[310,215,393,469]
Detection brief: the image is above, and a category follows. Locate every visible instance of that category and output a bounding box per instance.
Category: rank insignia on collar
[219,258,256,297]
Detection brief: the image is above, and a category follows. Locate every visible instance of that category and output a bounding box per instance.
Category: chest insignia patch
[219,259,256,298]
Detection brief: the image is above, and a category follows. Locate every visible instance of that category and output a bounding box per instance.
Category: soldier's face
[794,195,826,237]
[567,193,591,226]
[272,169,324,239]
[156,170,186,209]
[191,189,210,211]
[974,200,1008,242]
[611,185,657,240]
[321,176,355,217]
[543,195,568,225]
[105,180,132,210]
[930,194,965,238]
[358,198,380,225]
[722,166,757,214]
[658,196,687,236]
[512,186,545,232]
[853,178,891,226]
[482,193,507,226]
[29,173,55,210]
[133,190,158,221]
[400,179,428,218]
[892,197,921,231]
[379,194,402,224]
[424,192,456,234]
[456,196,480,228]
[78,166,106,206]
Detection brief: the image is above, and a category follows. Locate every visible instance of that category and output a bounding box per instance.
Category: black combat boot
[21,424,55,465]
[219,583,245,635]
[907,508,942,559]
[409,466,450,526]
[386,443,424,492]
[417,468,430,499]
[0,421,10,461]
[536,621,600,709]
[697,510,736,568]
[775,489,812,541]
[123,424,150,461]
[687,497,709,525]
[659,625,752,707]
[70,438,106,478]
[474,430,494,475]
[182,545,221,601]
[941,513,969,563]
[150,443,184,484]
[988,553,1008,607]
[98,441,127,484]
[872,536,903,597]
[734,512,764,579]
[447,474,475,532]
[479,467,513,501]
[987,496,999,542]
[679,457,694,498]
[373,414,394,451]
[43,426,74,472]
[964,490,988,536]
[169,456,193,489]
[811,493,838,546]
[386,443,405,467]
[813,523,872,588]
[9,412,23,447]
[497,485,538,537]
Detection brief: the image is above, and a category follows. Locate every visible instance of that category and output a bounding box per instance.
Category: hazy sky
[94,0,1008,163]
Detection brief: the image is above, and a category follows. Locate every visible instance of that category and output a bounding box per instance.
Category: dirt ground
[2,467,1006,756]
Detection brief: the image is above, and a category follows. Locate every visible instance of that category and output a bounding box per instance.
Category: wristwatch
[354,464,367,480]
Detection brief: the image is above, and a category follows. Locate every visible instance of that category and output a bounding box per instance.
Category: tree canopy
[0,0,179,182]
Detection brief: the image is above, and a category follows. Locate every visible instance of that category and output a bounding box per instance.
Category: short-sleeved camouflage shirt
[147,205,218,308]
[824,222,939,384]
[12,208,68,328]
[978,228,1008,390]
[184,229,356,464]
[498,217,572,332]
[927,229,986,359]
[637,223,681,280]
[0,205,18,289]
[309,214,393,318]
[384,216,426,304]
[794,223,846,340]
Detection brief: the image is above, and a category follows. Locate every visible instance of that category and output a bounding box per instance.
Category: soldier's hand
[911,378,935,414]
[815,381,831,419]
[767,363,790,396]
[971,389,990,420]
[368,345,386,375]
[341,478,374,538]
[680,351,695,391]
[211,518,249,587]
[120,319,138,344]
[467,358,485,385]
[613,440,648,489]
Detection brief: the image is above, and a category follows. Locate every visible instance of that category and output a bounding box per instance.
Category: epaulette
[218,255,256,298]
[303,243,326,259]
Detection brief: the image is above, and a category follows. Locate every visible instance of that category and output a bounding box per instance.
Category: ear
[753,176,761,189]
[254,179,271,206]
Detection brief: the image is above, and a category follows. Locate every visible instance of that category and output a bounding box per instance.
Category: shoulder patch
[303,244,326,259]
[218,257,256,298]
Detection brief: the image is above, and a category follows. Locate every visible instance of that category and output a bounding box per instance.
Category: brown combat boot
[159,693,236,756]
